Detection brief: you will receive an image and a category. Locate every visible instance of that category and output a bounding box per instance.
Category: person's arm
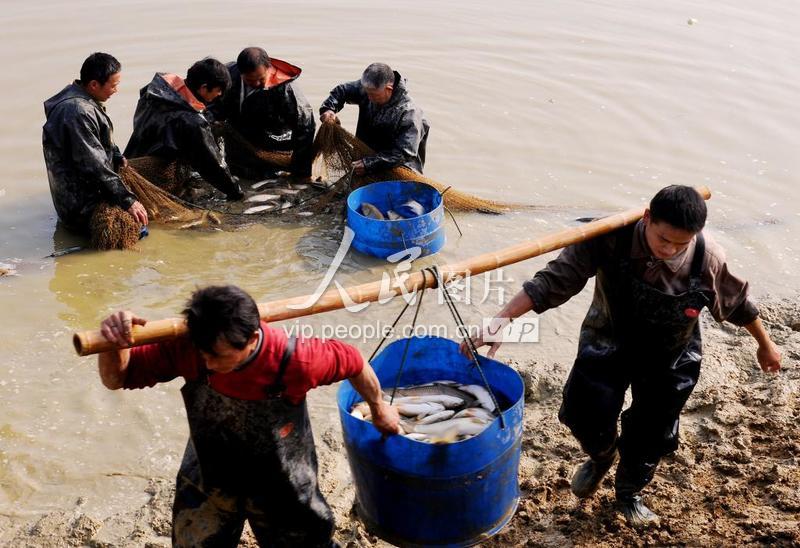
[461,236,606,358]
[97,310,147,390]
[744,317,781,372]
[66,109,137,211]
[291,336,400,434]
[179,118,243,200]
[349,359,401,435]
[459,290,535,359]
[360,109,423,174]
[286,85,316,177]
[319,80,363,122]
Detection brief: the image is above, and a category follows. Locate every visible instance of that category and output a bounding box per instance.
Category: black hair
[361,63,394,89]
[79,52,121,86]
[649,185,707,233]
[185,58,232,96]
[183,285,260,354]
[236,47,271,74]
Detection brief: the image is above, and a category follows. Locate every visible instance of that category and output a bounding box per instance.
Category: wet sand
[3,295,797,547]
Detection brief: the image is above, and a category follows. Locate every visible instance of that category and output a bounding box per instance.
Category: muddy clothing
[320,71,430,174]
[42,82,136,231]
[124,73,243,199]
[213,59,315,176]
[523,221,759,492]
[125,322,363,546]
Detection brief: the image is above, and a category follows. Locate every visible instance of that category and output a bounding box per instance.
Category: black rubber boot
[615,461,660,528]
[570,447,618,499]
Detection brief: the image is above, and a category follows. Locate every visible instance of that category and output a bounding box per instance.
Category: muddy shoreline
[3,297,798,547]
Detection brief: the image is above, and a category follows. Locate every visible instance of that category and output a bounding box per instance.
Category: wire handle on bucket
[429,266,506,429]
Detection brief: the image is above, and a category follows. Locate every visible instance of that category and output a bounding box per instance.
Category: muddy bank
[2,297,798,547]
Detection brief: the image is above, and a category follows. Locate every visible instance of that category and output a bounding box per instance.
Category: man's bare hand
[100,310,147,348]
[459,317,507,359]
[757,341,781,373]
[352,159,366,176]
[127,200,149,226]
[320,110,337,124]
[370,400,401,435]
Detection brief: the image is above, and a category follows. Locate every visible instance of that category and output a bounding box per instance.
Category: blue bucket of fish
[346,181,446,259]
[337,336,524,546]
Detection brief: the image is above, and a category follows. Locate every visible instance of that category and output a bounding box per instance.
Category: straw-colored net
[89,203,141,250]
[88,165,221,250]
[312,122,514,214]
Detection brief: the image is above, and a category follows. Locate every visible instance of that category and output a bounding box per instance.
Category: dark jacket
[214,59,315,176]
[124,73,242,199]
[42,82,136,231]
[320,71,430,174]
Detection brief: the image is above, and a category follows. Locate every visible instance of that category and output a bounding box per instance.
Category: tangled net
[312,122,515,214]
[89,203,141,250]
[87,166,221,250]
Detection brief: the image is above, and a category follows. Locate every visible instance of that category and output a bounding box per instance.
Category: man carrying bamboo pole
[319,62,429,176]
[463,185,781,527]
[97,285,399,547]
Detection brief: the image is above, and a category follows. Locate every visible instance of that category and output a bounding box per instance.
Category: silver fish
[276,188,300,195]
[395,401,445,418]
[405,417,491,437]
[416,410,456,425]
[244,204,277,214]
[397,199,425,217]
[386,209,404,221]
[393,384,477,408]
[251,179,278,190]
[360,202,385,220]
[459,384,496,412]
[246,194,281,202]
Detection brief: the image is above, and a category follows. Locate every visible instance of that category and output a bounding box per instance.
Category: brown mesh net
[119,165,220,226]
[312,122,515,214]
[89,203,141,250]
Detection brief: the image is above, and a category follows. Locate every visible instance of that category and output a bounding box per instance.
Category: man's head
[643,185,707,260]
[361,63,395,106]
[79,52,122,102]
[185,58,232,104]
[237,47,271,89]
[183,285,261,374]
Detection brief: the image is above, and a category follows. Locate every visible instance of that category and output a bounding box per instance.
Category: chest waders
[558,226,710,515]
[172,337,336,547]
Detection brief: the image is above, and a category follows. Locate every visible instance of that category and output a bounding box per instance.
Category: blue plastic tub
[337,336,524,547]
[346,181,446,259]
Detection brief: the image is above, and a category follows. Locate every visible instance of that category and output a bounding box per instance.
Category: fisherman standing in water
[213,47,316,178]
[97,285,400,546]
[319,62,430,176]
[43,53,148,234]
[464,185,781,527]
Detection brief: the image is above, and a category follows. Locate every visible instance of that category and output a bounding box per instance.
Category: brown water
[1,0,799,529]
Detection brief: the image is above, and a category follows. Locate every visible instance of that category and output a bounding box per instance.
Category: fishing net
[312,122,514,214]
[119,165,220,227]
[214,122,293,174]
[89,203,141,250]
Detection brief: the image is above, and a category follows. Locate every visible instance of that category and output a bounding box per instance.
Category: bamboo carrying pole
[73,187,711,356]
